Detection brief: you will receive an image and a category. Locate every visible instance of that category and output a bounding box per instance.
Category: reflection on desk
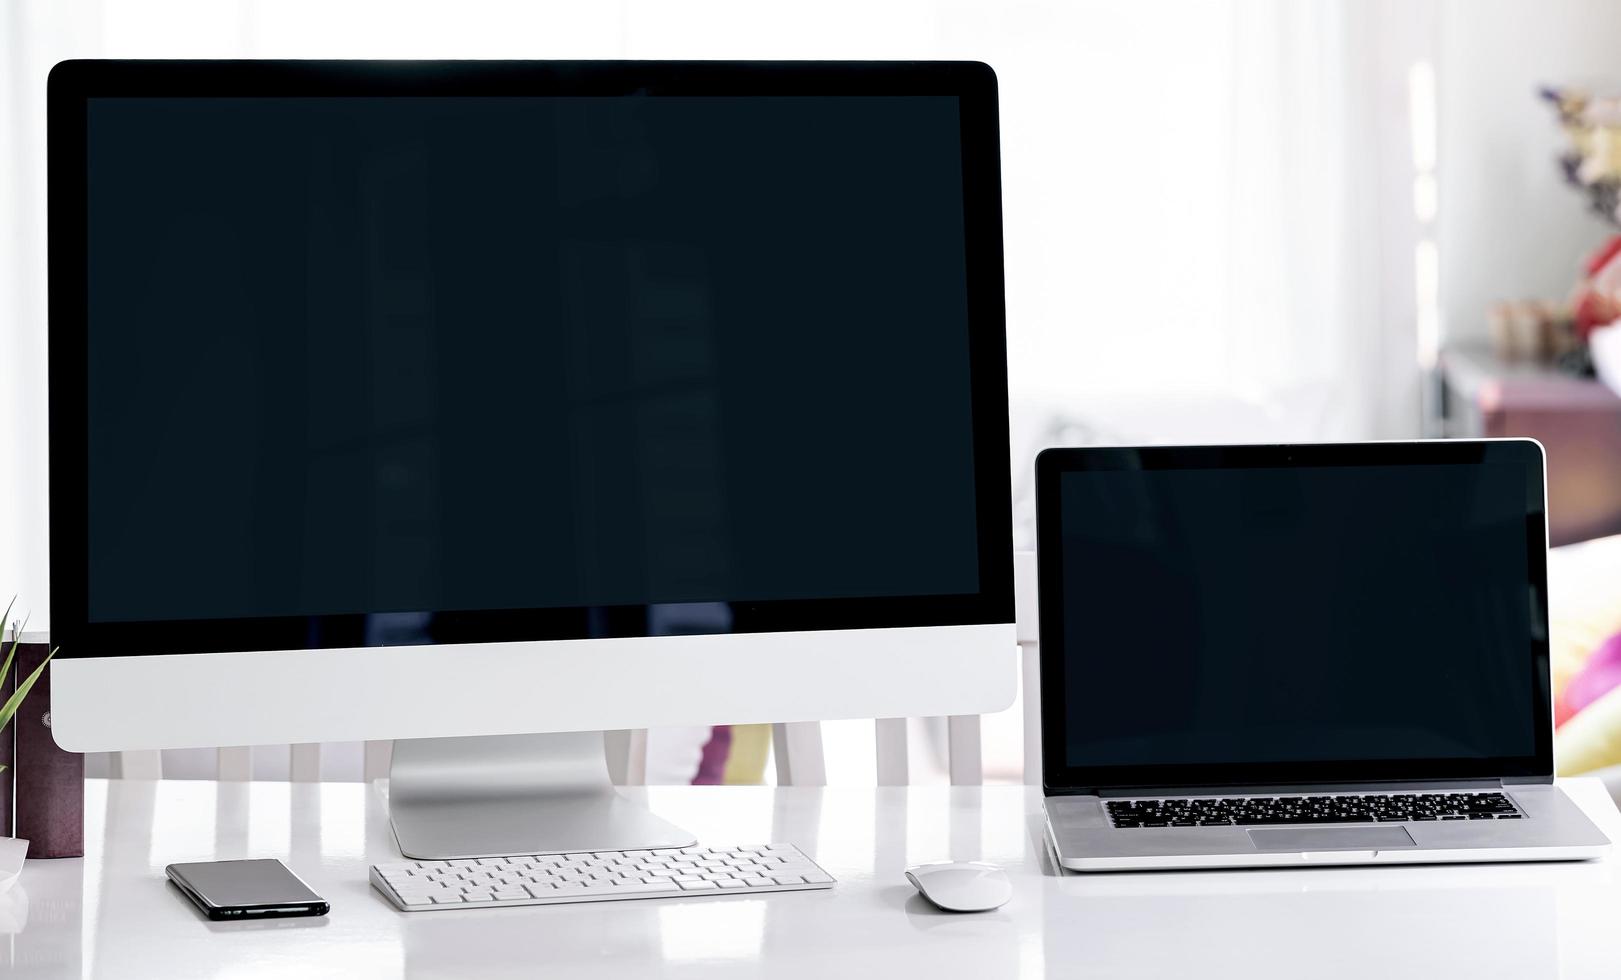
[4,779,1621,978]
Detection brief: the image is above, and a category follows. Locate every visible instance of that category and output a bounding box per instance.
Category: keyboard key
[606,883,669,895]
[678,880,719,890]
[392,888,436,901]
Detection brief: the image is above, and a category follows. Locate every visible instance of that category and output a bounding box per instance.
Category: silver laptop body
[1035,440,1610,872]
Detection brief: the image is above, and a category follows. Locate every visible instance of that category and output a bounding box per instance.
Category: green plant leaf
[0,596,18,693]
[0,646,56,732]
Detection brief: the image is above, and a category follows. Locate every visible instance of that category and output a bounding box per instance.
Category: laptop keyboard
[1106,791,1522,827]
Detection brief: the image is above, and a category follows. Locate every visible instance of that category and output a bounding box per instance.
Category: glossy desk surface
[5,778,1621,978]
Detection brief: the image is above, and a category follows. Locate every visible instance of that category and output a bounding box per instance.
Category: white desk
[5,778,1621,978]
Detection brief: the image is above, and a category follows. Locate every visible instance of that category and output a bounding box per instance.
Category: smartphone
[166,859,329,921]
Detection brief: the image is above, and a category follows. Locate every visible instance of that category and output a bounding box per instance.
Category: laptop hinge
[1091,777,1506,798]
[1500,774,1553,786]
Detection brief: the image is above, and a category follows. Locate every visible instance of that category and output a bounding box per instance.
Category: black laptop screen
[1039,442,1551,790]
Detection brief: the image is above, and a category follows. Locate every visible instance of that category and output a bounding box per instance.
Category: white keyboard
[370,843,834,911]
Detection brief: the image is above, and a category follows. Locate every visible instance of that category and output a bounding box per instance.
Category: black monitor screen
[70,82,1002,638]
[1040,444,1550,787]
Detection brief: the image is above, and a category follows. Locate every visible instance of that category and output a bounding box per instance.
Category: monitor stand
[386,732,697,860]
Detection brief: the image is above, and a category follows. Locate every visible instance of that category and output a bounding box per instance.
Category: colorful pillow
[1548,533,1621,699]
[1550,533,1621,773]
[1559,631,1621,726]
[1558,680,1621,775]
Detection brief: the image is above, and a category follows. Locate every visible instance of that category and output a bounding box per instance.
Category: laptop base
[1045,783,1611,873]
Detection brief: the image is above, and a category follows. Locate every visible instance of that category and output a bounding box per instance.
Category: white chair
[773,550,1040,787]
[101,551,1042,787]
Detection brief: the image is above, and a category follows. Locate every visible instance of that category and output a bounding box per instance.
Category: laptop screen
[1037,441,1552,792]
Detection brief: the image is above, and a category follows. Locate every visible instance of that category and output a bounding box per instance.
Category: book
[0,631,12,838]
[12,641,83,859]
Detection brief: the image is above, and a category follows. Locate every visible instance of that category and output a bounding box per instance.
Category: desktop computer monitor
[47,60,1013,858]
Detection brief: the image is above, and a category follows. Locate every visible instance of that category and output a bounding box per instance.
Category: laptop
[1036,439,1611,871]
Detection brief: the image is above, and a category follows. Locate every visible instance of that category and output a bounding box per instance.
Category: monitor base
[386,731,697,860]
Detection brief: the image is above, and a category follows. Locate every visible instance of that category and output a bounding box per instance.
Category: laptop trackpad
[1248,826,1416,851]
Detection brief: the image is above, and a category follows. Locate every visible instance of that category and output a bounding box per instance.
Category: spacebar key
[603,884,671,896]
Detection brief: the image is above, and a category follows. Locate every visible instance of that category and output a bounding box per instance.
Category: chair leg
[946,715,982,786]
[1020,641,1042,784]
[217,746,252,781]
[772,721,826,786]
[112,749,163,780]
[363,740,393,783]
[290,743,322,783]
[875,718,909,786]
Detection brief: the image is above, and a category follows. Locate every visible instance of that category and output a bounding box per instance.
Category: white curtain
[1225,0,1383,434]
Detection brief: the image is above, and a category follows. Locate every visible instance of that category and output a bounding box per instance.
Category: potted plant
[0,598,57,893]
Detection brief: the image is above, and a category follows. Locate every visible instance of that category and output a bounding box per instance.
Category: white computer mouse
[904,861,1011,912]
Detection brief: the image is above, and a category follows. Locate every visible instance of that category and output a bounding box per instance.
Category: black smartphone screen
[167,859,329,920]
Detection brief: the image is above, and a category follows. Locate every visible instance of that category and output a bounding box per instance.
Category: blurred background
[6,0,1621,785]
